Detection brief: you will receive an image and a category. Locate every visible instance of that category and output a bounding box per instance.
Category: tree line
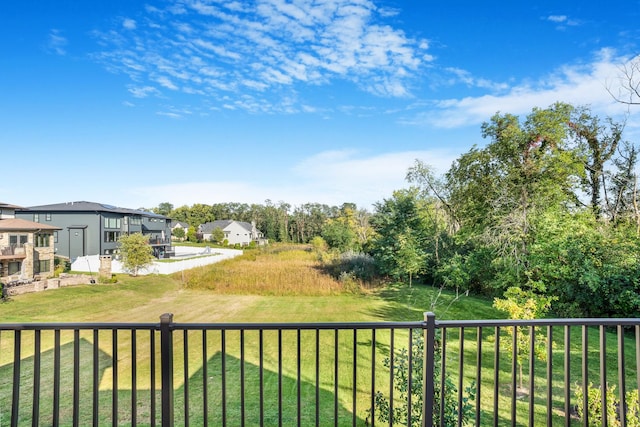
[153,102,640,318]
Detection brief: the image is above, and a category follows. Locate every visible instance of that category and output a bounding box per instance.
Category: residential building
[0,202,60,282]
[170,221,190,240]
[198,220,266,246]
[16,201,173,260]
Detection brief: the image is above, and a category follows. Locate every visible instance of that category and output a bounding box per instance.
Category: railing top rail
[1,316,639,332]
[435,317,640,328]
[0,322,160,331]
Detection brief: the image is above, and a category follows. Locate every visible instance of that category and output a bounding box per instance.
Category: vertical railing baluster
[11,330,21,427]
[493,327,500,427]
[93,330,100,427]
[352,329,357,427]
[600,325,607,427]
[183,330,189,427]
[150,330,156,427]
[33,330,41,425]
[259,329,264,427]
[160,313,174,427]
[529,326,535,427]
[389,329,395,427]
[315,329,320,427]
[423,312,436,427]
[73,329,80,427]
[408,328,414,427]
[113,329,119,427]
[221,330,226,426]
[582,325,588,427]
[370,328,376,427]
[618,325,627,427]
[240,329,245,427]
[297,329,302,427]
[564,325,570,427]
[511,326,517,426]
[458,327,465,427]
[278,329,283,427]
[132,329,138,427]
[202,330,208,427]
[476,327,482,427]
[334,329,339,427]
[53,329,61,427]
[546,326,552,427]
[440,328,447,427]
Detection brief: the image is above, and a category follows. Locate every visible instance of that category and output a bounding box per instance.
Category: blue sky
[2,0,640,211]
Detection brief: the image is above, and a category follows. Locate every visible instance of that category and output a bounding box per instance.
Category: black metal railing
[1,314,640,426]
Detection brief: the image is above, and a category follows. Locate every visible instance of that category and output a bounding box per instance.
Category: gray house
[16,201,173,260]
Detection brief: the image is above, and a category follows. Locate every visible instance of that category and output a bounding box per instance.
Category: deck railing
[1,314,640,426]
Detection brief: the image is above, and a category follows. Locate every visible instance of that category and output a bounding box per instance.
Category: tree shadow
[0,339,365,426]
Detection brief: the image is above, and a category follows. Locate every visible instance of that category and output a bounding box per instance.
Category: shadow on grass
[0,339,364,426]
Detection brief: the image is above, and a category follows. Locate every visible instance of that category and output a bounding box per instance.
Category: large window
[35,233,50,248]
[104,231,120,242]
[35,260,50,274]
[104,217,121,229]
[130,217,141,225]
[9,234,28,247]
[8,262,21,275]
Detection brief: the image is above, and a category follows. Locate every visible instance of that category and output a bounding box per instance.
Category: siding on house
[16,201,173,260]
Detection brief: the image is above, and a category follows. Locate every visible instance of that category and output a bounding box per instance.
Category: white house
[198,220,266,246]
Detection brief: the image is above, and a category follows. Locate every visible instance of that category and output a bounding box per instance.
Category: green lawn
[1,268,637,426]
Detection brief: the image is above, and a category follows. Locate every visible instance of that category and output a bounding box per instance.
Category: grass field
[1,244,637,426]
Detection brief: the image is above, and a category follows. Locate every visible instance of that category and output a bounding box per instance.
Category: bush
[576,383,640,427]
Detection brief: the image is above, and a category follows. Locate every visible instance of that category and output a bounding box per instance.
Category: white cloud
[408,50,640,128]
[122,18,137,30]
[46,29,67,55]
[92,0,430,112]
[123,149,458,210]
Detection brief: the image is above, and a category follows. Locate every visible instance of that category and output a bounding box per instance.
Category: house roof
[170,221,189,228]
[0,202,23,210]
[199,220,254,234]
[19,201,170,219]
[0,218,61,231]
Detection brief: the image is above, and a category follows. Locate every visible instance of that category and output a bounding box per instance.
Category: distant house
[15,201,173,260]
[0,202,60,282]
[170,221,190,240]
[198,220,266,246]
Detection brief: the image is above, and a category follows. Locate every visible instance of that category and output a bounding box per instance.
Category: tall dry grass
[175,244,355,295]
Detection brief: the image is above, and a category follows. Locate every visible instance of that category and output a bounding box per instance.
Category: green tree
[152,202,174,217]
[210,227,225,244]
[117,233,154,277]
[172,227,185,241]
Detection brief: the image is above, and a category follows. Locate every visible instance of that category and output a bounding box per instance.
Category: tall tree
[568,107,623,218]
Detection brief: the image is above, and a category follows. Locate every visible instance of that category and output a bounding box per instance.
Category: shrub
[575,383,640,427]
[370,330,475,426]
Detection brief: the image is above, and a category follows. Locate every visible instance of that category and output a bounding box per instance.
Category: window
[104,217,121,229]
[54,231,58,243]
[9,234,28,247]
[35,260,50,274]
[34,213,39,222]
[46,213,51,221]
[130,217,141,225]
[35,233,50,248]
[104,231,120,242]
[8,262,21,275]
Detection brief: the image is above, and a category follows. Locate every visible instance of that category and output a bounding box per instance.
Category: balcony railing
[1,314,639,426]
[0,245,26,258]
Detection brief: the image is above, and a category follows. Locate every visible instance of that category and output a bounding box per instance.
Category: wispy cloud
[125,149,457,209]
[404,49,639,129]
[545,14,581,29]
[46,29,67,55]
[91,0,431,113]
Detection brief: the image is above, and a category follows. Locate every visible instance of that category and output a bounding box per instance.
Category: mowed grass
[1,244,636,426]
[2,244,476,426]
